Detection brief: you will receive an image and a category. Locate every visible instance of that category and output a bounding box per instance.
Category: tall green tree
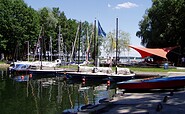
[137,0,185,49]
[37,7,59,60]
[103,30,130,57]
[0,0,40,60]
[119,30,131,57]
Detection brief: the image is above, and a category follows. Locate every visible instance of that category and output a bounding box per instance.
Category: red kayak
[117,76,185,90]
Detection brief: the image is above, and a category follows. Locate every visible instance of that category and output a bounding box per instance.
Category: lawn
[58,64,185,72]
[1,61,185,73]
[129,67,185,72]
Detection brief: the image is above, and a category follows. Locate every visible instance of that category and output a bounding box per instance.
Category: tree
[119,30,131,57]
[103,30,131,57]
[0,0,40,60]
[136,0,185,65]
[137,0,185,49]
[103,31,115,57]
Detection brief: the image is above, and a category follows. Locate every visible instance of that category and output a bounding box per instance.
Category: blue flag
[98,21,106,37]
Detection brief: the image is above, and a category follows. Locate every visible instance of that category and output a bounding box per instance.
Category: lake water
[0,69,116,114]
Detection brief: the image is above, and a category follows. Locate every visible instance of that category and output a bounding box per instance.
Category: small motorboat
[117,76,185,90]
[10,62,37,75]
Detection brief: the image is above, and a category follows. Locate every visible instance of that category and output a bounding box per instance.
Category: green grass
[58,65,185,72]
[1,60,184,73]
[0,61,5,64]
[129,67,185,72]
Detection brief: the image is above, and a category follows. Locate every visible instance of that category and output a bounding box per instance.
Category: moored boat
[66,66,135,82]
[117,76,185,90]
[9,62,37,75]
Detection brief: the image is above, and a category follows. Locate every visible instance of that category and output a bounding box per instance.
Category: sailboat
[65,19,135,82]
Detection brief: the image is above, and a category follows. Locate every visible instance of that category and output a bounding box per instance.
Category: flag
[98,21,106,37]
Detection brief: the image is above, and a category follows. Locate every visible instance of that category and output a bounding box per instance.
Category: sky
[24,0,152,57]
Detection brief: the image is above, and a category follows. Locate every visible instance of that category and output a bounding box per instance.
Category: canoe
[117,76,185,90]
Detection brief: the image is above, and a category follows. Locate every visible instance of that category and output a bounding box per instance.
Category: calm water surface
[0,69,116,114]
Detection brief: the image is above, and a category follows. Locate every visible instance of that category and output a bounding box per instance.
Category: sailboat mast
[78,22,82,66]
[40,31,43,70]
[115,18,118,74]
[94,19,97,66]
[50,36,52,61]
[58,25,61,60]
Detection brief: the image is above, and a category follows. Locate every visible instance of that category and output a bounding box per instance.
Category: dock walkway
[101,89,185,114]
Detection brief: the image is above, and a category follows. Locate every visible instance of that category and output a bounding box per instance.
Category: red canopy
[129,45,177,59]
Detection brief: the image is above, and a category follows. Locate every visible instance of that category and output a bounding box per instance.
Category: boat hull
[66,72,135,82]
[117,76,185,90]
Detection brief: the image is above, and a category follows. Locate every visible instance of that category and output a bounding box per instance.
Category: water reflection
[0,69,116,114]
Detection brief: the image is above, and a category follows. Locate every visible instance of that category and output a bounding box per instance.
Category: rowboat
[117,76,185,90]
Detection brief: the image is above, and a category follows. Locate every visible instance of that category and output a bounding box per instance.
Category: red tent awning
[129,45,177,59]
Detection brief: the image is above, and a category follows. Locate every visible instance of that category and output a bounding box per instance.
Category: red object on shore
[129,45,178,59]
[117,76,185,90]
[107,80,110,86]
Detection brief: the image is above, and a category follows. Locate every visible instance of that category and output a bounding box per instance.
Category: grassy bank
[59,65,185,72]
[1,61,185,73]
[129,67,185,72]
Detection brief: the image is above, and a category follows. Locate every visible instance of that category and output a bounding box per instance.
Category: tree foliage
[0,0,130,62]
[0,0,93,61]
[103,30,131,57]
[0,0,40,60]
[137,0,185,50]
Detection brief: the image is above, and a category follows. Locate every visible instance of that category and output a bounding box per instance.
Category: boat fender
[82,77,86,85]
[29,74,32,78]
[21,76,24,80]
[55,59,61,65]
[156,102,163,112]
[82,77,86,82]
[107,80,110,86]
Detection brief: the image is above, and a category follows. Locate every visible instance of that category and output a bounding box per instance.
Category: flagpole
[115,17,118,74]
[94,19,97,67]
[97,21,99,67]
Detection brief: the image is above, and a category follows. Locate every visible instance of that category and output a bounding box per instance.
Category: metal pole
[25,41,29,61]
[78,22,81,65]
[50,36,52,61]
[115,18,118,74]
[40,36,43,70]
[94,19,96,66]
[58,25,61,60]
[28,41,29,61]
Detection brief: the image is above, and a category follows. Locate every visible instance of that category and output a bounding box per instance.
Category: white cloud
[108,3,111,8]
[115,2,138,9]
